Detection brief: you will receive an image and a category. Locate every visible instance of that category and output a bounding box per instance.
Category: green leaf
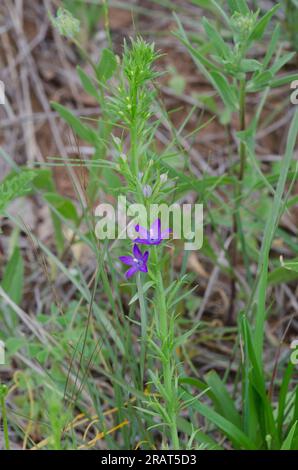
[209,71,238,110]
[77,66,100,101]
[177,416,221,449]
[192,0,216,10]
[249,4,280,42]
[1,246,24,305]
[32,169,55,191]
[96,48,117,82]
[247,71,273,92]
[281,422,297,450]
[51,102,99,144]
[240,315,278,447]
[202,17,230,59]
[184,389,257,449]
[0,170,36,214]
[281,261,298,273]
[227,0,249,14]
[159,159,235,196]
[254,109,298,365]
[102,167,123,191]
[240,59,262,73]
[268,265,298,285]
[179,376,209,393]
[6,337,26,356]
[262,24,280,70]
[277,362,294,439]
[204,370,242,428]
[129,281,154,305]
[270,73,298,88]
[269,52,296,76]
[44,193,79,223]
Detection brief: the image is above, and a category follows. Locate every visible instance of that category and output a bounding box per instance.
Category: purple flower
[119,244,149,279]
[134,218,171,246]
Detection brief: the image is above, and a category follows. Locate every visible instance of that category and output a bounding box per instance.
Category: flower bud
[142,184,152,198]
[160,173,168,184]
[50,8,80,39]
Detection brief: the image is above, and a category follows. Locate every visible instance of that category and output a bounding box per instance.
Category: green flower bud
[231,11,257,42]
[50,8,80,39]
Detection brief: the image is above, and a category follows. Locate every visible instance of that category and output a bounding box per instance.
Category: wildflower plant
[111,39,183,449]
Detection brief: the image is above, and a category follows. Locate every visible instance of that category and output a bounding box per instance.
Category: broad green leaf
[209,71,238,110]
[1,246,24,305]
[269,52,296,76]
[241,315,278,446]
[270,73,298,88]
[177,416,221,449]
[129,281,154,305]
[254,109,298,366]
[281,261,298,273]
[179,376,209,393]
[184,389,257,449]
[262,24,280,70]
[202,17,230,59]
[281,421,297,450]
[159,159,235,195]
[268,265,298,285]
[77,66,100,101]
[192,0,216,10]
[247,71,273,92]
[6,337,26,356]
[240,59,262,73]
[204,370,242,428]
[249,4,280,42]
[0,170,36,214]
[44,193,79,223]
[96,48,117,82]
[277,362,294,438]
[227,0,249,14]
[32,169,55,191]
[51,102,99,144]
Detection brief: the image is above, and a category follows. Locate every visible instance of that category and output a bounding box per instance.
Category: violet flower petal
[133,243,142,259]
[119,255,134,265]
[150,218,161,239]
[135,224,149,239]
[125,266,138,279]
[134,237,151,245]
[139,264,148,273]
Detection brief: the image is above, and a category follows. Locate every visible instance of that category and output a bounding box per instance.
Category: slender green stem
[228,79,251,323]
[238,79,247,183]
[130,84,139,179]
[153,249,179,450]
[131,124,139,178]
[102,0,112,50]
[0,385,10,450]
[137,272,147,385]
